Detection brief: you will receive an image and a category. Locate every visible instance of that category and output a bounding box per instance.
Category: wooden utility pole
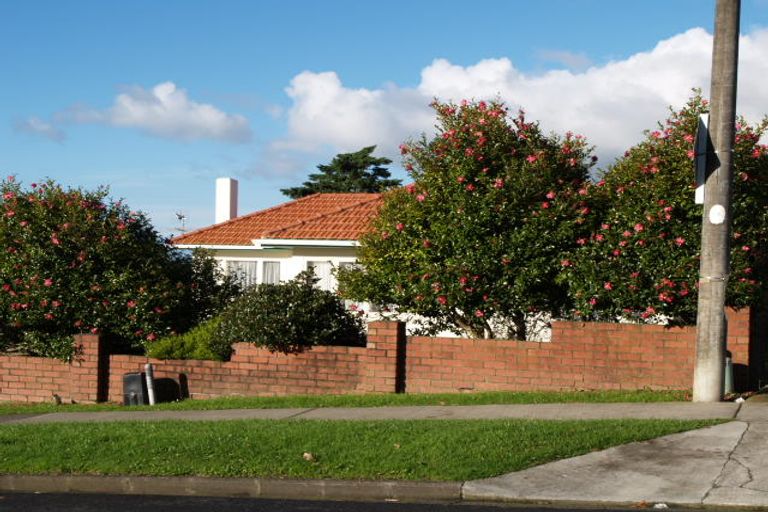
[693,0,740,402]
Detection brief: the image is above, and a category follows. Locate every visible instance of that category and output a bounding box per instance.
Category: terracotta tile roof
[172,193,382,246]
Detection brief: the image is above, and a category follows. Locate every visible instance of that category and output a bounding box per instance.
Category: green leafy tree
[560,94,768,324]
[338,100,598,339]
[215,270,365,354]
[0,178,240,359]
[174,248,242,326]
[281,146,400,199]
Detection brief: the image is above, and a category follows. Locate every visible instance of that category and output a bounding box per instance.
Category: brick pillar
[69,334,107,403]
[748,304,768,390]
[366,321,407,393]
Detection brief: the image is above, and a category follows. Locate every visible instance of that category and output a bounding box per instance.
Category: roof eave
[174,244,261,250]
[252,238,359,249]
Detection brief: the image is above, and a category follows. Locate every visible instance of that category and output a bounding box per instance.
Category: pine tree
[281,146,400,199]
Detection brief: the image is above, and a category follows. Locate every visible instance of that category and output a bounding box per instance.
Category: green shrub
[171,248,243,329]
[338,99,597,339]
[146,317,228,361]
[0,178,242,360]
[0,178,187,359]
[216,270,365,354]
[561,93,768,324]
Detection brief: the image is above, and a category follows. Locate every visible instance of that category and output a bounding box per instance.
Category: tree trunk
[511,312,527,341]
[455,316,492,339]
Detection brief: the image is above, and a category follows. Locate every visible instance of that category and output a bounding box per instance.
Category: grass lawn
[0,389,688,415]
[0,418,718,481]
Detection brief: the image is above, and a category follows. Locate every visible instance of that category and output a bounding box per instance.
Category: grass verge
[0,389,688,415]
[0,418,718,481]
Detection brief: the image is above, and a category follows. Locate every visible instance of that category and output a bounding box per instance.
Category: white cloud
[13,116,66,142]
[112,82,252,142]
[275,27,768,167]
[280,71,432,156]
[61,82,252,143]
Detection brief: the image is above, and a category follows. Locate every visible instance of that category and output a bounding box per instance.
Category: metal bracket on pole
[695,114,708,204]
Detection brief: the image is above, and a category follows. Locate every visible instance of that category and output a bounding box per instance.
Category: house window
[307,261,335,291]
[262,261,280,284]
[226,260,258,287]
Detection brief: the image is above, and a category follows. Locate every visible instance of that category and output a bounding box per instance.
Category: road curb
[0,474,463,502]
[4,474,768,509]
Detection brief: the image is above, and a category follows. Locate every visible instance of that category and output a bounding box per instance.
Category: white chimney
[215,177,238,224]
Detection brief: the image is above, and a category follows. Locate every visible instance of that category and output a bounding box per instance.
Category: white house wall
[208,246,552,341]
[212,246,359,290]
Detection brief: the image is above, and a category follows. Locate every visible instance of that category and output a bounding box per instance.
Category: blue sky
[3,0,768,234]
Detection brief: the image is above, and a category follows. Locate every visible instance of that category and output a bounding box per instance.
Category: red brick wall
[0,311,762,403]
[0,335,102,403]
[405,308,753,393]
[106,321,403,402]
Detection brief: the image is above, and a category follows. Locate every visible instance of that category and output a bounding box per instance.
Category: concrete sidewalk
[0,401,741,424]
[1,400,767,509]
[465,401,768,508]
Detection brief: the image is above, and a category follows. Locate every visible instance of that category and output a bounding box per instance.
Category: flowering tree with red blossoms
[338,100,598,339]
[560,94,768,325]
[0,178,238,359]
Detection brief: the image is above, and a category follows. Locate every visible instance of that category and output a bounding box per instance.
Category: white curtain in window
[308,261,335,291]
[226,260,258,287]
[262,261,280,284]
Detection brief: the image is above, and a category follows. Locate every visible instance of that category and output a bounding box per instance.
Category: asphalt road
[0,493,675,512]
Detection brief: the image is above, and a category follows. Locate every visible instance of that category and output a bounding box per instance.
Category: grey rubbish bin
[123,372,148,406]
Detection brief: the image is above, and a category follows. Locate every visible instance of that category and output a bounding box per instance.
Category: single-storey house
[172,178,382,291]
[174,179,548,339]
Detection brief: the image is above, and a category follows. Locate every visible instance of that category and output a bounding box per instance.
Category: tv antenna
[174,211,188,233]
